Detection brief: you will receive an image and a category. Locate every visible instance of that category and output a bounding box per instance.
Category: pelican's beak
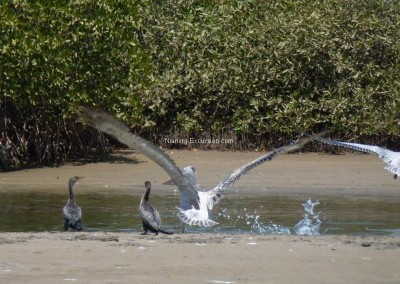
[162,178,175,185]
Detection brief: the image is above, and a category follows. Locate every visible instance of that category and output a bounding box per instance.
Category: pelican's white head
[182,166,198,187]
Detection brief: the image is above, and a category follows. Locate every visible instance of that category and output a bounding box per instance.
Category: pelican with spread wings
[80,106,323,227]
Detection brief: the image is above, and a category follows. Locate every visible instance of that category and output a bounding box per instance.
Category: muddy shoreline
[1,151,400,283]
[1,151,399,197]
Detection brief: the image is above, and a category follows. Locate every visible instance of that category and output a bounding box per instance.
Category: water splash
[251,220,291,235]
[218,208,290,235]
[294,198,321,236]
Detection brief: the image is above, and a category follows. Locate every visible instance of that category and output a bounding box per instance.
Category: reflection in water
[0,191,399,236]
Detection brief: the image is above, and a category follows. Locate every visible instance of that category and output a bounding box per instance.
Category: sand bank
[0,232,399,284]
[1,151,399,197]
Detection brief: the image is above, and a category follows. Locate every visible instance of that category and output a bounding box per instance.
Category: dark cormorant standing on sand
[80,106,326,228]
[63,176,85,231]
[139,181,173,235]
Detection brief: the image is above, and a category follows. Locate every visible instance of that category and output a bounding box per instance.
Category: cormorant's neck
[69,183,75,201]
[143,187,151,201]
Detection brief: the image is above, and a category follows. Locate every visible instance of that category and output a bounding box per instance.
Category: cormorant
[139,181,173,235]
[63,176,84,231]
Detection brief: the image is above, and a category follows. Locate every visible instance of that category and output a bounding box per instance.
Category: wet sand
[1,151,400,283]
[1,150,400,196]
[0,232,399,284]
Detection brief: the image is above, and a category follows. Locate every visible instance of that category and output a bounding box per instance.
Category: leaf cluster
[139,0,400,137]
[0,0,148,168]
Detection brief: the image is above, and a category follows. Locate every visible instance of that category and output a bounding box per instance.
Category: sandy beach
[1,150,400,196]
[1,150,400,283]
[0,232,399,284]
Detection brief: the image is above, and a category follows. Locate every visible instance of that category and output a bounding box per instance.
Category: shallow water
[1,191,399,236]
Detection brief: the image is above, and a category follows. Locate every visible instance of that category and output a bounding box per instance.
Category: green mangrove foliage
[1,0,149,169]
[140,0,400,137]
[1,0,399,169]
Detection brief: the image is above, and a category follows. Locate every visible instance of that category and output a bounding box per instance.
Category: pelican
[139,181,173,235]
[80,106,323,227]
[63,176,84,231]
[314,136,400,179]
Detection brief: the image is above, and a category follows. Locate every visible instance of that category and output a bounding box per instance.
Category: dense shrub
[1,0,399,169]
[0,0,148,169]
[140,0,400,138]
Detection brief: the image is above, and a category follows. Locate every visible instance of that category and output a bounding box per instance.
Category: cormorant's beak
[77,176,85,180]
[162,178,175,185]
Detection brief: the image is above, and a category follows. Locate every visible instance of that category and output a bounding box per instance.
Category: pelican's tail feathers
[177,207,218,227]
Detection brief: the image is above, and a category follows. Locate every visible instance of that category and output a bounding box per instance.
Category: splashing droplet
[294,198,321,236]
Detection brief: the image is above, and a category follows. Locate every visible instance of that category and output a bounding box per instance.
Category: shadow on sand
[69,150,142,165]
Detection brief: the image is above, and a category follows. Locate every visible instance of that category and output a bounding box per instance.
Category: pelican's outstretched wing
[211,132,326,193]
[80,106,200,207]
[80,107,193,191]
[315,136,400,176]
[80,107,224,226]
